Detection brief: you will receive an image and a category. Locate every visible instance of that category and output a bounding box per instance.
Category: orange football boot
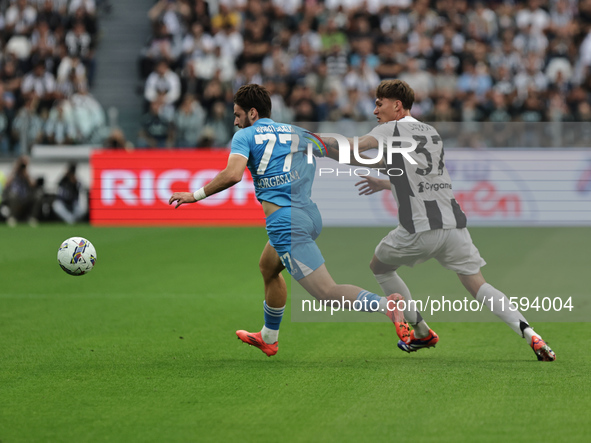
[236,330,278,357]
[530,336,556,361]
[386,293,411,343]
[398,329,439,353]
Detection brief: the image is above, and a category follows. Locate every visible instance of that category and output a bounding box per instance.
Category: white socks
[375,270,431,338]
[374,273,543,342]
[476,283,540,340]
[261,325,279,344]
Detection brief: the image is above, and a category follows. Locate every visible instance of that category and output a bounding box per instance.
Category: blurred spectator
[182,22,214,64]
[434,58,458,95]
[69,0,97,16]
[266,80,292,123]
[203,100,233,147]
[456,60,493,100]
[211,3,241,31]
[139,21,182,78]
[305,58,340,97]
[173,93,205,147]
[196,126,215,147]
[104,127,134,150]
[401,58,435,97]
[56,48,87,84]
[234,62,262,89]
[192,45,236,83]
[342,87,374,121]
[514,55,548,100]
[30,20,58,63]
[1,155,41,226]
[489,39,523,76]
[513,23,548,55]
[486,91,513,122]
[461,92,485,122]
[491,64,516,96]
[144,59,181,106]
[148,0,191,39]
[468,2,497,41]
[546,90,573,121]
[375,37,405,79]
[189,0,210,31]
[55,68,76,98]
[343,58,380,96]
[138,98,174,148]
[52,162,85,224]
[214,23,244,60]
[200,78,227,112]
[21,60,57,112]
[320,17,347,53]
[431,95,457,122]
[0,58,23,104]
[12,96,44,154]
[516,0,550,33]
[64,20,95,84]
[37,0,65,33]
[575,101,591,121]
[262,44,291,79]
[5,0,37,37]
[325,44,348,77]
[44,100,77,144]
[69,82,106,143]
[67,0,98,39]
[179,62,202,98]
[518,93,545,122]
[316,87,341,122]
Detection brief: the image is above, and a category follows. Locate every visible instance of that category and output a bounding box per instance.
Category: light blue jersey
[230,118,325,280]
[230,118,316,208]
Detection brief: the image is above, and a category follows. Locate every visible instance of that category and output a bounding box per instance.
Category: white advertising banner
[313,149,591,227]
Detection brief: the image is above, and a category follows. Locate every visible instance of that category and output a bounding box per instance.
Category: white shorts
[375,227,486,275]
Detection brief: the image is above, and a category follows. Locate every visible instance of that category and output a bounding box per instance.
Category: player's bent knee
[259,261,279,282]
[369,255,396,275]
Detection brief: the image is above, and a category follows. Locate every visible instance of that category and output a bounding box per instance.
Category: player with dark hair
[169,84,408,357]
[322,79,556,361]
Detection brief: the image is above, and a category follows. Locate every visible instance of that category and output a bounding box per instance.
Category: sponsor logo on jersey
[418,182,452,193]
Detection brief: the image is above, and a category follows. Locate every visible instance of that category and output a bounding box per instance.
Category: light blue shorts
[265,205,325,280]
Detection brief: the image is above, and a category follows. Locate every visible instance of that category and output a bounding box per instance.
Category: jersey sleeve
[230,130,250,159]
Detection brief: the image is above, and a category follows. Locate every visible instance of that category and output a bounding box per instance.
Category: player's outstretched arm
[355,176,390,195]
[169,154,248,208]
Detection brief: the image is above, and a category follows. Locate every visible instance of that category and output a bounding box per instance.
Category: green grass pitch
[0,225,590,442]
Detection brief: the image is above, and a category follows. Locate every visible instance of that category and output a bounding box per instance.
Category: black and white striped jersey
[367,116,467,234]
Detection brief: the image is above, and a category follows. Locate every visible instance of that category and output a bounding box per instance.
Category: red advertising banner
[90,149,264,226]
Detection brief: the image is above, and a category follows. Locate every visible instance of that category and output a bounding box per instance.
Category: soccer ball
[57,237,97,276]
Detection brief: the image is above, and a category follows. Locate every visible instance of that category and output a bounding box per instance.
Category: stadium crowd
[0,0,107,156]
[138,0,591,148]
